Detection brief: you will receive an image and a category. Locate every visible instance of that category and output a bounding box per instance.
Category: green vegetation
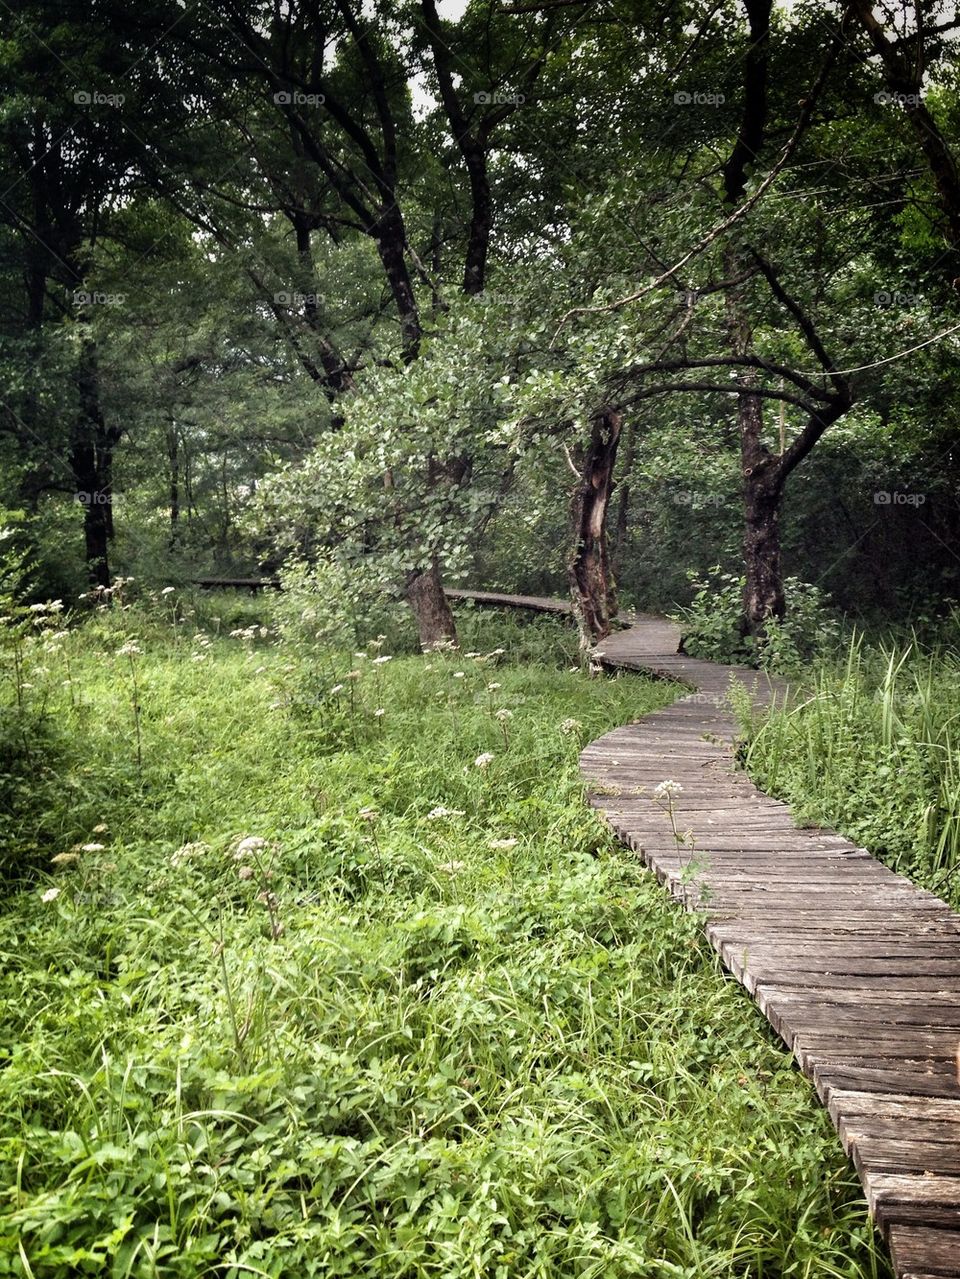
[0,599,890,1277]
[740,629,960,911]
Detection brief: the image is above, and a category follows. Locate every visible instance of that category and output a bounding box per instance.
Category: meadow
[0,593,891,1278]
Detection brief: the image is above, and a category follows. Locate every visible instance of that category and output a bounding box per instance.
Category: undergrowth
[0,593,890,1277]
[739,632,960,910]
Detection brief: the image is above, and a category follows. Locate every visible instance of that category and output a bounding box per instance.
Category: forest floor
[1,598,892,1277]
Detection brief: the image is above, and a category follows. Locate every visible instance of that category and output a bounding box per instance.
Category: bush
[675,567,839,674]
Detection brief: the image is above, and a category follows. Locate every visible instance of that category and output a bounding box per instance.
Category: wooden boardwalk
[451,591,960,1279]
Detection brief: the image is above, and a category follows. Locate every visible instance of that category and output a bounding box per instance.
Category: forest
[2,0,960,1275]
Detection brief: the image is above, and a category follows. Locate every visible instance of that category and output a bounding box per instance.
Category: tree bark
[568,408,622,644]
[740,408,786,629]
[374,205,422,362]
[168,421,180,548]
[723,0,776,638]
[70,334,117,588]
[407,561,458,650]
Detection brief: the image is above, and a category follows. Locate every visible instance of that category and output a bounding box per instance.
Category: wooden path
[450,590,960,1279]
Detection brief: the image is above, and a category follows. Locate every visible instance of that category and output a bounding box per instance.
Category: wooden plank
[888,1224,960,1275]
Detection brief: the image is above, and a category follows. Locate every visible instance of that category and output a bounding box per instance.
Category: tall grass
[0,594,891,1276]
[742,631,960,905]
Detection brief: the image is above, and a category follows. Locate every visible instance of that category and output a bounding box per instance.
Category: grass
[740,631,960,909]
[0,594,891,1277]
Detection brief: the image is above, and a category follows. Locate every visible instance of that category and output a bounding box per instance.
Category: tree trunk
[168,421,180,548]
[462,142,492,295]
[71,335,116,588]
[407,561,458,650]
[742,453,785,632]
[568,408,622,645]
[374,205,422,362]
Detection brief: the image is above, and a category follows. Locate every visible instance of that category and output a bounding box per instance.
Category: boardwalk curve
[450,590,960,1278]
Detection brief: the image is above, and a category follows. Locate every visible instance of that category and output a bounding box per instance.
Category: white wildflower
[40,887,60,903]
[238,865,255,881]
[489,838,518,850]
[372,655,392,666]
[487,682,502,691]
[116,642,142,658]
[438,860,465,875]
[330,683,345,695]
[452,671,465,679]
[495,708,513,722]
[374,708,385,717]
[560,718,583,735]
[474,752,495,769]
[654,780,683,800]
[50,852,80,866]
[81,842,106,853]
[233,836,268,861]
[161,586,176,595]
[427,806,465,819]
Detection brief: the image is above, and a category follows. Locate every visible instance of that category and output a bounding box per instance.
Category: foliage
[741,633,960,909]
[675,568,839,674]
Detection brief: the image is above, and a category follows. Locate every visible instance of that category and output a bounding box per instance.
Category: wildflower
[654,780,683,800]
[171,841,209,867]
[474,752,494,769]
[452,671,465,679]
[358,807,378,822]
[495,708,513,722]
[81,842,106,852]
[487,682,502,691]
[346,670,362,680]
[234,836,268,860]
[354,652,367,659]
[40,887,60,903]
[92,823,108,833]
[438,860,465,875]
[238,865,255,881]
[191,654,207,662]
[560,718,583,735]
[116,642,142,658]
[489,838,518,850]
[161,586,176,595]
[427,805,465,819]
[465,651,481,659]
[489,648,506,656]
[372,655,392,666]
[50,852,80,866]
[374,707,385,717]
[254,665,266,674]
[330,683,345,695]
